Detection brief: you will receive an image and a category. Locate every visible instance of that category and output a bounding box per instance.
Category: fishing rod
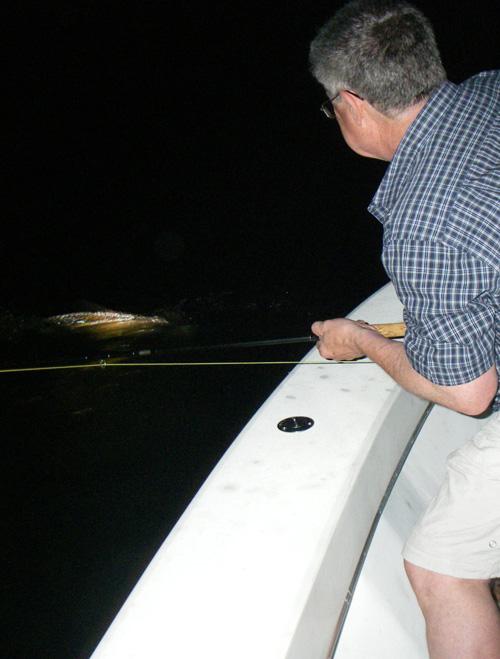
[166,321,406,353]
[166,334,317,353]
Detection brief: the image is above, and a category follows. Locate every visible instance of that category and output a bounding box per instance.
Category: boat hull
[91,283,485,658]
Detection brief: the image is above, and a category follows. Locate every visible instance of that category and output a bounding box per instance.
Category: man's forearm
[312,318,497,416]
[356,329,496,416]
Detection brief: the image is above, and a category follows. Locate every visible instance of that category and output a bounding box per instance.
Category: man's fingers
[311,320,324,337]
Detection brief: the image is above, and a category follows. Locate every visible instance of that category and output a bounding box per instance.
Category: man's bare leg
[404,561,500,658]
[494,579,500,608]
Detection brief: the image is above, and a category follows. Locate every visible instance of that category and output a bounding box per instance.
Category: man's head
[310,0,446,118]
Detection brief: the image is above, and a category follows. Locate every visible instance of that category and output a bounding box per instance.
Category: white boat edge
[89,283,486,658]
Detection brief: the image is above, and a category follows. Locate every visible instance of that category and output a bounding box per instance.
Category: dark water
[0,289,364,659]
[2,298,367,659]
[4,2,497,657]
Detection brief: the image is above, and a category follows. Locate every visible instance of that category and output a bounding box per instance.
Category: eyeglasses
[320,89,365,119]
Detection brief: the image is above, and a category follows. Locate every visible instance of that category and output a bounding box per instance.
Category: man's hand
[311,318,379,361]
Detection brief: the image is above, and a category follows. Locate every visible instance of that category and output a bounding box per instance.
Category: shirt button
[489,540,498,548]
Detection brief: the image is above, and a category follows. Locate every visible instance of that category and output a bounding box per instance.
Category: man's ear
[339,89,366,126]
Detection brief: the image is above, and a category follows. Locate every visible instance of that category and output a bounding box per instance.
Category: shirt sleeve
[382,239,496,386]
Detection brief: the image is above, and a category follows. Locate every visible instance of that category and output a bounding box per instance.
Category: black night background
[3,2,498,657]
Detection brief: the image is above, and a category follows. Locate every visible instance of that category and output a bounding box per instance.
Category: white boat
[90,283,488,658]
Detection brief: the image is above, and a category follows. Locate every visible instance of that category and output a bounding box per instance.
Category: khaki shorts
[403,411,500,580]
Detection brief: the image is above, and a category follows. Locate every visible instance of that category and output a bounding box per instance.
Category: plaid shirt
[368,71,500,410]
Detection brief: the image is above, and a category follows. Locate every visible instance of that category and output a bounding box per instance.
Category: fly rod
[167,321,406,352]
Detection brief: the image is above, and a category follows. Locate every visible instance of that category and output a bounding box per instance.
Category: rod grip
[371,322,406,338]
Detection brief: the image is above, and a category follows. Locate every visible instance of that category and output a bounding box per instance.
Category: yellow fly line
[0,359,376,375]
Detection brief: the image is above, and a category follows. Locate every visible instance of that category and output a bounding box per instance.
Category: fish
[45,310,171,338]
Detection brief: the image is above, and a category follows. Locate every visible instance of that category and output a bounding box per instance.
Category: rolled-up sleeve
[383,239,496,386]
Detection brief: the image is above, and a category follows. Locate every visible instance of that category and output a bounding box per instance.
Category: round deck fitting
[277,416,314,432]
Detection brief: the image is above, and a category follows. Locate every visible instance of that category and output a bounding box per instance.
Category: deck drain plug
[278,416,314,432]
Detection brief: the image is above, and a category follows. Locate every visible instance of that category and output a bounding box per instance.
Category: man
[309,1,500,657]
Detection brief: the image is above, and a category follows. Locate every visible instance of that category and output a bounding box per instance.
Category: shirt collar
[368,81,458,223]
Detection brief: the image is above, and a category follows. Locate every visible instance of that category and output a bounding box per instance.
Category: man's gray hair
[309,0,446,116]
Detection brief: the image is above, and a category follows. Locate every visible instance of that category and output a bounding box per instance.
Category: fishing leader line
[0,359,375,375]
